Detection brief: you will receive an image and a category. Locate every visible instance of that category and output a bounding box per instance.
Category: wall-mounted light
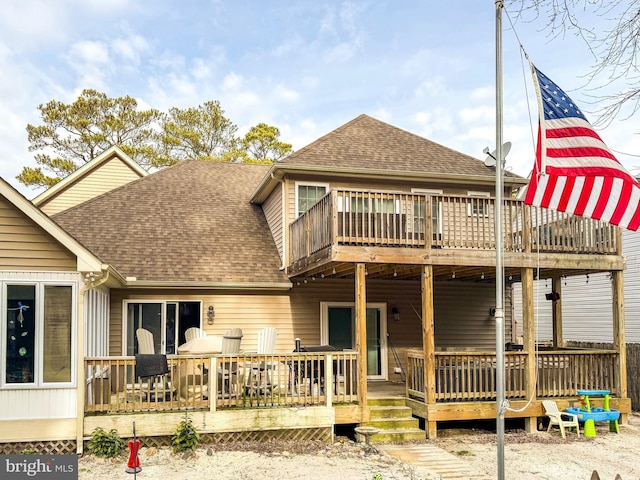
[207,305,215,324]
[391,305,400,322]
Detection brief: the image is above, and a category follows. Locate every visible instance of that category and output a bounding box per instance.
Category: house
[0,114,630,453]
[512,227,640,344]
[32,145,148,216]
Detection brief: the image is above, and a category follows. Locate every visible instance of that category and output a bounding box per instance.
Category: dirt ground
[432,412,640,480]
[77,413,640,480]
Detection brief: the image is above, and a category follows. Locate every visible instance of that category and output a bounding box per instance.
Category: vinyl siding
[39,156,143,215]
[108,280,511,379]
[85,287,110,357]
[513,229,640,344]
[262,182,284,261]
[0,196,76,271]
[0,388,77,420]
[284,174,492,229]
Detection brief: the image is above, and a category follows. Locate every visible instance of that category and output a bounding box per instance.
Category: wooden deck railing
[289,190,619,264]
[85,351,358,414]
[406,349,618,403]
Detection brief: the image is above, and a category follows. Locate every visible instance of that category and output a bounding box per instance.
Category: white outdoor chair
[136,328,155,354]
[218,328,244,396]
[185,327,206,342]
[246,328,278,396]
[257,327,277,354]
[543,400,580,438]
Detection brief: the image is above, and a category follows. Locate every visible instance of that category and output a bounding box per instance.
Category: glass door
[125,301,201,355]
[321,302,387,380]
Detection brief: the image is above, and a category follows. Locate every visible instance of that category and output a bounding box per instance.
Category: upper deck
[288,189,623,280]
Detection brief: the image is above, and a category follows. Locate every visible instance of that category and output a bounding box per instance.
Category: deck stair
[360,397,424,443]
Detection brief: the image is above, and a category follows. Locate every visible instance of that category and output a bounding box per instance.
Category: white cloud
[111,34,150,66]
[68,40,110,65]
[414,79,447,99]
[459,106,493,124]
[272,84,299,103]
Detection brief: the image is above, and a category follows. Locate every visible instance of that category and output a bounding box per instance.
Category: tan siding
[39,157,143,215]
[0,196,76,271]
[262,182,283,261]
[108,281,512,381]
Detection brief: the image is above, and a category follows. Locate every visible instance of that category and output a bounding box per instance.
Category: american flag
[524,64,640,231]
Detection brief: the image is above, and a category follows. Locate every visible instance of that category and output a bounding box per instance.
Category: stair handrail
[387,333,406,382]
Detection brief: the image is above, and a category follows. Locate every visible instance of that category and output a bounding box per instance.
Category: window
[412,189,443,238]
[295,182,328,217]
[3,282,74,386]
[467,191,490,217]
[124,301,201,355]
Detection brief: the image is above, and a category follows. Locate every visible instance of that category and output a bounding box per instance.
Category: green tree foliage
[18,89,160,188]
[19,92,294,189]
[155,100,239,165]
[241,123,293,163]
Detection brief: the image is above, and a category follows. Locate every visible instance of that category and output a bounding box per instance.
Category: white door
[321,302,388,380]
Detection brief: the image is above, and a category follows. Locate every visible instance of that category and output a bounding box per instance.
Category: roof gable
[32,146,148,215]
[278,114,497,176]
[53,161,290,286]
[0,177,103,272]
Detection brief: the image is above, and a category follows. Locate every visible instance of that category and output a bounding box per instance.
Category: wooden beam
[421,265,436,437]
[612,270,627,398]
[552,276,563,348]
[521,267,537,433]
[329,245,623,271]
[355,263,367,408]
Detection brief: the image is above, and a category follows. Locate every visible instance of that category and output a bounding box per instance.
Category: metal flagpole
[494,1,506,480]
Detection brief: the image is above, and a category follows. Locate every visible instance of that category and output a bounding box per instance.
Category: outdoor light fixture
[391,305,400,322]
[545,292,560,301]
[207,305,215,324]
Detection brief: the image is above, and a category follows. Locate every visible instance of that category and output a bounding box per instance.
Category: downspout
[77,268,110,453]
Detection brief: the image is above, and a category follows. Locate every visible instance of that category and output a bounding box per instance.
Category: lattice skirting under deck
[0,439,77,455]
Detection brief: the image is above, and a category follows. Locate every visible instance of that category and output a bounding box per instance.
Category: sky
[1,0,639,199]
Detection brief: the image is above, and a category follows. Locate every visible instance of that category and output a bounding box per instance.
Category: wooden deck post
[355,263,368,411]
[421,265,436,438]
[521,267,537,433]
[612,270,627,405]
[552,276,563,348]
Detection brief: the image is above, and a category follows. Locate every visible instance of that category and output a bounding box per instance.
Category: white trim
[411,188,443,195]
[122,299,203,355]
[0,177,103,272]
[32,145,148,206]
[467,190,491,217]
[294,181,329,217]
[320,301,388,380]
[1,280,77,389]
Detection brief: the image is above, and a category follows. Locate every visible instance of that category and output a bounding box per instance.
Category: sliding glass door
[124,301,200,355]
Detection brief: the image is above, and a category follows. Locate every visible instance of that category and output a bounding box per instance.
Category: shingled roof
[277,114,509,177]
[54,161,289,285]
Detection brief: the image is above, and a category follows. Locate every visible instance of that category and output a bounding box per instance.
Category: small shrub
[21,448,37,455]
[89,427,126,458]
[172,414,200,453]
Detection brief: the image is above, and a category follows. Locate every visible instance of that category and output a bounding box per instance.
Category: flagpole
[494,1,506,480]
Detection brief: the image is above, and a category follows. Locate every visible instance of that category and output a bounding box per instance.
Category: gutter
[250,164,527,204]
[121,280,293,290]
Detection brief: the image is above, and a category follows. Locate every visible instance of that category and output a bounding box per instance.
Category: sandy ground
[432,412,640,480]
[78,413,640,480]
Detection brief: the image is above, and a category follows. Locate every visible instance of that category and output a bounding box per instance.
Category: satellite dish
[483,141,512,167]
